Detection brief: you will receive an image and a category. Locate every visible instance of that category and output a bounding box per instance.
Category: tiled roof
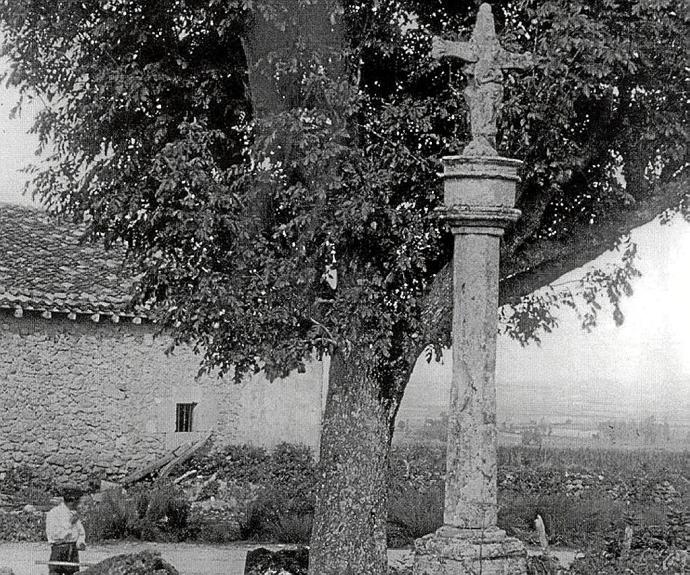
[0,203,144,320]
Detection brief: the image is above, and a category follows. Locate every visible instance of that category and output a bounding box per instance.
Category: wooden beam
[121,432,213,485]
[36,560,97,567]
[159,432,213,479]
[121,450,179,485]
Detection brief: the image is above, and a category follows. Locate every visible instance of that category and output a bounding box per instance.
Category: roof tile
[0,203,142,316]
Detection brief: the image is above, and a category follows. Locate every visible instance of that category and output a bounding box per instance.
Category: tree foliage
[2,0,687,381]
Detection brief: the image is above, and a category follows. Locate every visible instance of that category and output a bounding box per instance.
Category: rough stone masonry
[0,312,324,485]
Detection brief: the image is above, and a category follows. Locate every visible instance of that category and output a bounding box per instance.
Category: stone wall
[0,312,325,484]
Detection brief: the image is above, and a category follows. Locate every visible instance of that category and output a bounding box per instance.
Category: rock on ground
[80,550,179,575]
[244,547,309,575]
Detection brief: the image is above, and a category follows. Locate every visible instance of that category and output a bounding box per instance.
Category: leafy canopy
[1,0,687,379]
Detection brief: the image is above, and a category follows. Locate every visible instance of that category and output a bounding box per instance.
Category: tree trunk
[309,347,393,575]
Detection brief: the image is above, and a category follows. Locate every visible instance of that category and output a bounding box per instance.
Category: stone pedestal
[415,527,526,575]
[413,156,526,575]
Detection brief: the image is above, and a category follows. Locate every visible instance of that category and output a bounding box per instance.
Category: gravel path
[0,542,576,575]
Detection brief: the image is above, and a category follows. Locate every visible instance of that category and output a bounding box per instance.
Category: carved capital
[437,205,521,235]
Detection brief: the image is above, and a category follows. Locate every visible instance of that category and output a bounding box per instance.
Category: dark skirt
[49,542,80,574]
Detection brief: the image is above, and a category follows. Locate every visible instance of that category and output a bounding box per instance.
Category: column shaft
[445,231,501,528]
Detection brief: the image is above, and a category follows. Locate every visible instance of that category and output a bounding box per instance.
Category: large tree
[1,1,687,573]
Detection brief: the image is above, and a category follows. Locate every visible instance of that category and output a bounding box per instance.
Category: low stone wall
[0,312,324,484]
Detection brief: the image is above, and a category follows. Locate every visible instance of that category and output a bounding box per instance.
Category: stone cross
[414,5,531,574]
[432,3,532,156]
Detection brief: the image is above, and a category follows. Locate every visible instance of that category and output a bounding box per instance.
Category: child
[45,487,86,575]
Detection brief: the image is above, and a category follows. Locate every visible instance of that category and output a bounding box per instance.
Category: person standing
[45,487,86,574]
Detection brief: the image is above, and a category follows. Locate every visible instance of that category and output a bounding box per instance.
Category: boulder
[244,547,309,575]
[80,550,178,575]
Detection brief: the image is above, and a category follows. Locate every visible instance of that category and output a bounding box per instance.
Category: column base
[413,526,527,575]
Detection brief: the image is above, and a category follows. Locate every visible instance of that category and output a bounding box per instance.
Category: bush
[387,485,443,547]
[83,489,138,542]
[84,482,191,543]
[134,481,191,541]
[194,443,316,545]
[388,444,445,492]
[0,465,57,507]
[239,488,314,544]
[194,519,240,543]
[190,444,269,484]
[498,492,627,546]
[526,554,561,575]
[266,512,314,544]
[569,546,688,575]
[268,443,316,495]
[0,510,45,542]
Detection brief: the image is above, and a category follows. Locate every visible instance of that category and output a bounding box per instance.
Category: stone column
[413,156,527,575]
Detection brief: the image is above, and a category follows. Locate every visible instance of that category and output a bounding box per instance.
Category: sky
[0,59,688,424]
[0,77,43,204]
[401,216,690,425]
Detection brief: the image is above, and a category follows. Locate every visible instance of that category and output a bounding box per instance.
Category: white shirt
[45,502,86,546]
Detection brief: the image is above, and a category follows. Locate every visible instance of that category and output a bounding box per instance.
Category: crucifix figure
[432,3,533,156]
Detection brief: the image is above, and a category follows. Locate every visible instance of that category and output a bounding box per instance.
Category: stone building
[0,204,326,484]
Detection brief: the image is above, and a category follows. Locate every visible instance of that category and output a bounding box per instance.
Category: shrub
[498,492,627,546]
[0,465,58,506]
[146,482,190,529]
[624,504,690,551]
[268,443,316,494]
[526,554,561,575]
[195,444,269,484]
[266,512,314,544]
[0,510,45,542]
[134,481,191,541]
[194,519,240,543]
[197,478,220,500]
[570,546,688,575]
[239,488,314,544]
[388,443,445,493]
[84,481,191,542]
[387,485,443,547]
[82,489,138,542]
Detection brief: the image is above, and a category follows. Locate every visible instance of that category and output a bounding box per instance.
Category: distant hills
[398,373,690,429]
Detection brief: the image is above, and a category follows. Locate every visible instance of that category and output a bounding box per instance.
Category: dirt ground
[0,541,249,575]
[0,542,576,575]
[0,542,414,575]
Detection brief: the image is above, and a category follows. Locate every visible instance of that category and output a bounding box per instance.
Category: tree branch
[418,174,688,351]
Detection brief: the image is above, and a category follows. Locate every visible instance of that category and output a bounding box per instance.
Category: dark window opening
[176,403,196,432]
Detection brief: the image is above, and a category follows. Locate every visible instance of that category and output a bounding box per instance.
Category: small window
[175,403,196,432]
